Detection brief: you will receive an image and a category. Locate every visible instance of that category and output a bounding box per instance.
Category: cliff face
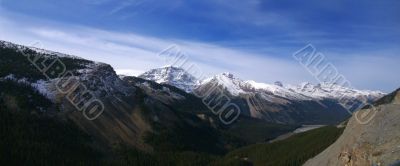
[304,89,400,166]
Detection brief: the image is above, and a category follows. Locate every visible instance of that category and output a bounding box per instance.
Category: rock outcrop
[304,89,400,166]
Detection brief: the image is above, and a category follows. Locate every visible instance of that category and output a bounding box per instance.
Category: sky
[0,0,399,92]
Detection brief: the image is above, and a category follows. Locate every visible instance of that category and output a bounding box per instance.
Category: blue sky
[0,0,399,92]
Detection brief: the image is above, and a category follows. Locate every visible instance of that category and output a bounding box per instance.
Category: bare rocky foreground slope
[304,89,400,166]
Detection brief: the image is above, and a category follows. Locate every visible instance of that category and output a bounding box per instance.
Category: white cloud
[0,11,398,92]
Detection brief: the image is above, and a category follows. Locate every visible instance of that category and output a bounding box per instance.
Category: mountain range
[1,40,397,165]
[139,66,384,101]
[137,66,385,124]
[0,40,294,153]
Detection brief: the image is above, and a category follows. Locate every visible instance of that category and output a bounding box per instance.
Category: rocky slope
[304,88,400,166]
[0,40,231,153]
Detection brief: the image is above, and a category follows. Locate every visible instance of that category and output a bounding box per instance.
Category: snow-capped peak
[203,72,246,96]
[274,81,283,87]
[243,80,311,100]
[201,73,306,99]
[138,66,385,101]
[202,73,385,101]
[138,66,198,92]
[288,81,385,100]
[221,72,235,79]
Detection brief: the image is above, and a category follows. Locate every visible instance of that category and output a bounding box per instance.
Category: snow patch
[31,80,57,102]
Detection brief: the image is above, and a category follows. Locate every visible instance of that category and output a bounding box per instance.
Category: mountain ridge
[0,40,384,125]
[137,66,384,124]
[137,66,385,102]
[1,40,297,155]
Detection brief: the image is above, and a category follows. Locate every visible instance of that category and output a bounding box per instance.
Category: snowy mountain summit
[139,66,385,103]
[201,72,385,101]
[138,66,198,92]
[288,82,385,101]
